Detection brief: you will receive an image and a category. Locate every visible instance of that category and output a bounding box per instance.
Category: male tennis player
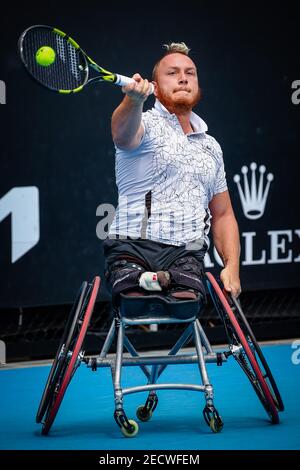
[103,42,241,304]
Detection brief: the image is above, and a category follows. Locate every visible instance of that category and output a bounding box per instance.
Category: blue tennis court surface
[0,343,299,450]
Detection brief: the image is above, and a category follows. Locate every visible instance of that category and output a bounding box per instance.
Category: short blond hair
[162,42,191,55]
[152,42,191,80]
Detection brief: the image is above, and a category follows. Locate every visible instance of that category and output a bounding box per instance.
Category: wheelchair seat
[119,292,203,322]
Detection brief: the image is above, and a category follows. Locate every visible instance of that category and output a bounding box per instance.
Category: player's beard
[156,86,202,114]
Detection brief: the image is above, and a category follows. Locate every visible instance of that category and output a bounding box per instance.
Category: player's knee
[105,259,146,303]
[170,289,198,300]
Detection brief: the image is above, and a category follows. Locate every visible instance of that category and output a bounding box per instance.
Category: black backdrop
[0,2,299,308]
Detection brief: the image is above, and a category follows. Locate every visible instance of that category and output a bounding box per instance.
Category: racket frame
[19,25,136,94]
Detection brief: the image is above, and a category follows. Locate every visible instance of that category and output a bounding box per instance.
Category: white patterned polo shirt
[108,99,228,248]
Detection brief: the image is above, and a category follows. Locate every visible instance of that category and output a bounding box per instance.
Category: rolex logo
[233,163,274,220]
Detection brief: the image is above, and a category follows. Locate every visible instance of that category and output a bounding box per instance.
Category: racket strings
[67,43,81,82]
[21,27,86,91]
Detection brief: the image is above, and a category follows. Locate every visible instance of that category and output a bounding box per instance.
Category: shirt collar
[154,99,208,134]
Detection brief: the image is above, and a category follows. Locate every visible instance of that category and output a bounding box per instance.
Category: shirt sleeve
[212,141,228,196]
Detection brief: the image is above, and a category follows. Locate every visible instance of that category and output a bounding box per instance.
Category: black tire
[36,281,88,423]
[206,272,281,424]
[36,276,100,434]
[229,294,284,412]
[41,276,100,435]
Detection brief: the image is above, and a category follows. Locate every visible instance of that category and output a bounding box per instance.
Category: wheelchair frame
[36,272,284,437]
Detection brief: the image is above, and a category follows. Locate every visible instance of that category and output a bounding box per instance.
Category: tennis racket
[18,25,154,95]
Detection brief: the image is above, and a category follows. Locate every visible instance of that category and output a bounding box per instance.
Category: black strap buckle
[216,352,223,366]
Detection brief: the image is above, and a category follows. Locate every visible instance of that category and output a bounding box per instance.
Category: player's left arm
[209,190,241,297]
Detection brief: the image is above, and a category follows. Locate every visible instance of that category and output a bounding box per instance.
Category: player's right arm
[111,73,151,150]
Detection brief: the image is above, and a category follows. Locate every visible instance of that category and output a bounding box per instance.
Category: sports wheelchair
[36,272,284,437]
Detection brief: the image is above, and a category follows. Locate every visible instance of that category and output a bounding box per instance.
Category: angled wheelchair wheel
[38,276,100,435]
[205,272,281,424]
[229,294,284,412]
[36,281,88,423]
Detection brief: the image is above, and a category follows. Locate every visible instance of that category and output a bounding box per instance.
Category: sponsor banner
[0,6,299,307]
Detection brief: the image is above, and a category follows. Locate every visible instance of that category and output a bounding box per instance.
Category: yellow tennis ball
[35,46,56,67]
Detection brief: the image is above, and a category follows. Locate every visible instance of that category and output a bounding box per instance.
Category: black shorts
[103,238,207,304]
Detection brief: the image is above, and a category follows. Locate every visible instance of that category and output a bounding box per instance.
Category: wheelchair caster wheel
[121,419,139,438]
[209,416,223,433]
[203,405,223,433]
[136,405,153,422]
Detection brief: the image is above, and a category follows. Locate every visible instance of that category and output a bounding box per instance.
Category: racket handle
[114,74,154,95]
